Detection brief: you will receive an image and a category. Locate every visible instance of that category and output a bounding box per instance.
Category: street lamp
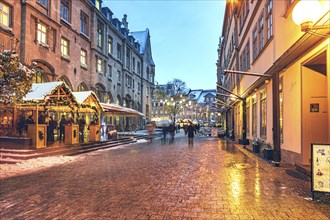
[292,0,330,36]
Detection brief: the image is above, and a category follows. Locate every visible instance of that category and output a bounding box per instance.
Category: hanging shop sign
[311,144,330,200]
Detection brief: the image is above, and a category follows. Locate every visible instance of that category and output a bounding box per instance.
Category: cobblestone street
[0,133,329,219]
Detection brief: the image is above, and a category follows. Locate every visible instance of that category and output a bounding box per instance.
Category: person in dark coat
[48,116,56,142]
[187,123,196,146]
[168,123,175,144]
[161,126,168,145]
[25,115,35,132]
[17,114,26,136]
[78,116,86,143]
[59,115,67,141]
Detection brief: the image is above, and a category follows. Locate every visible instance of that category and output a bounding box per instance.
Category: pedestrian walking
[17,113,25,136]
[169,123,175,144]
[59,115,67,141]
[147,123,155,143]
[161,126,168,145]
[187,122,196,146]
[48,116,56,142]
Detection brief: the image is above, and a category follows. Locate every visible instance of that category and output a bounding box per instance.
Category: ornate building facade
[217,0,329,166]
[0,0,155,127]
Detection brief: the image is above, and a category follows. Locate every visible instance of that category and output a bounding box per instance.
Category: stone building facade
[0,0,155,127]
[217,0,329,166]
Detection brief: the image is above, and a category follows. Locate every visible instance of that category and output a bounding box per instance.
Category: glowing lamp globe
[292,0,323,32]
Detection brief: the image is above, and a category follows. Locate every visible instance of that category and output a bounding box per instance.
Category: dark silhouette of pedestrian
[17,114,25,136]
[59,115,67,141]
[25,115,35,132]
[161,126,168,145]
[78,116,86,143]
[187,123,195,146]
[169,123,175,144]
[48,116,56,142]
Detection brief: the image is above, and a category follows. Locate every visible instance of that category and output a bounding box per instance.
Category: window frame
[60,0,71,23]
[37,0,47,7]
[97,57,104,74]
[61,37,70,59]
[265,0,273,41]
[37,22,48,45]
[80,11,88,36]
[97,21,104,49]
[260,90,267,138]
[80,49,87,67]
[0,2,11,28]
[117,43,122,61]
[108,36,113,54]
[252,95,257,137]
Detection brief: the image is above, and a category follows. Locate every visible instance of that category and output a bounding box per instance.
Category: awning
[101,103,145,117]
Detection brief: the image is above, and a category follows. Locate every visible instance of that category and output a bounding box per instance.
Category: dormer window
[60,0,71,23]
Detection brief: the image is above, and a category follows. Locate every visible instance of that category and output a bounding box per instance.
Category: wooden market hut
[6,82,78,149]
[72,91,103,142]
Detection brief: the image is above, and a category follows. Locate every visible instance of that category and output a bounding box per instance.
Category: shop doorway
[301,50,328,165]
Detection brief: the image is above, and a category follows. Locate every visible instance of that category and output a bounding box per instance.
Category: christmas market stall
[15,82,79,148]
[72,91,103,142]
[100,103,145,139]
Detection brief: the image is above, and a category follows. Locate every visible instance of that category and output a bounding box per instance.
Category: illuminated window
[97,58,103,73]
[260,90,267,138]
[60,0,71,22]
[61,38,69,58]
[80,49,87,66]
[95,0,100,10]
[0,2,11,28]
[279,77,284,143]
[108,36,113,54]
[37,23,47,44]
[252,94,257,137]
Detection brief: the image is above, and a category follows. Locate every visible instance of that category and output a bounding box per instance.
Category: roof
[23,82,66,101]
[101,103,145,117]
[130,29,148,54]
[197,90,216,104]
[73,91,103,112]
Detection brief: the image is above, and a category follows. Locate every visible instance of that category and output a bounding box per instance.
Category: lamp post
[292,0,330,37]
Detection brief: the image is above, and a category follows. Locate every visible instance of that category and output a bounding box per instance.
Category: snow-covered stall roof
[72,91,103,112]
[23,82,64,101]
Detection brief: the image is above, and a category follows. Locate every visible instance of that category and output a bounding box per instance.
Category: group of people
[157,122,198,146]
[17,113,91,143]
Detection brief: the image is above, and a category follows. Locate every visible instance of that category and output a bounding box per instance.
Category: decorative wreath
[38,131,44,141]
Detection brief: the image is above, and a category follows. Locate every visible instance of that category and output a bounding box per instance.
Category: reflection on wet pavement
[0,134,329,219]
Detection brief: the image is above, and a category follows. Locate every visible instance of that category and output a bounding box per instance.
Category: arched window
[116,95,122,106]
[77,82,88,92]
[59,76,73,90]
[95,83,106,102]
[104,92,113,103]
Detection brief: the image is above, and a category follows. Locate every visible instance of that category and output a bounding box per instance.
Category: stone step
[0,138,136,164]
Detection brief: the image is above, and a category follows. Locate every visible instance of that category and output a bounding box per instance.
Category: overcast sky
[103,0,226,90]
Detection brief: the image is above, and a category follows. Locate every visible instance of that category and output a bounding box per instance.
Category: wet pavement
[0,133,329,219]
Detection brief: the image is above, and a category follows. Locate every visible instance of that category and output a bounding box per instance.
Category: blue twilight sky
[103,0,226,90]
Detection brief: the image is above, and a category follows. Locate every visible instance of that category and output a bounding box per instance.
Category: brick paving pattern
[1,133,329,219]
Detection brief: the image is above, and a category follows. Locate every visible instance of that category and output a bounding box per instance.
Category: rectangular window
[126,46,130,69]
[108,65,112,78]
[61,38,69,58]
[138,82,141,92]
[37,23,47,44]
[252,26,258,60]
[137,61,141,74]
[246,99,250,136]
[265,0,273,40]
[97,58,103,73]
[95,0,100,10]
[117,70,121,82]
[258,13,264,52]
[0,2,11,28]
[80,11,88,36]
[246,40,250,70]
[260,90,267,138]
[252,95,257,137]
[60,0,70,22]
[108,36,113,54]
[279,77,284,143]
[133,79,135,89]
[37,0,47,7]
[117,43,122,60]
[132,57,136,71]
[80,49,87,66]
[97,21,103,48]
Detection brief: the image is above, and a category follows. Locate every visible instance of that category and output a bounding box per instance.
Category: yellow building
[217,0,329,167]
